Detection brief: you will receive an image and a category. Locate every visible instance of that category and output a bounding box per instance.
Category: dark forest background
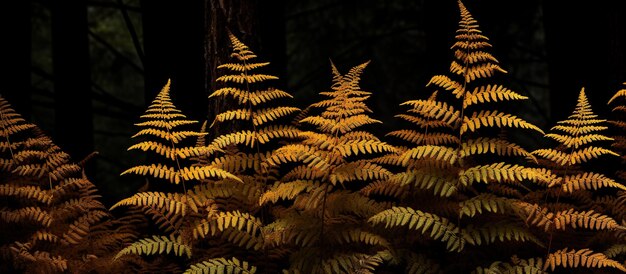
[1,0,625,205]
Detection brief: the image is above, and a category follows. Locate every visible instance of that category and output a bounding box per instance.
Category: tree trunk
[1,1,31,117]
[51,0,94,160]
[141,0,206,120]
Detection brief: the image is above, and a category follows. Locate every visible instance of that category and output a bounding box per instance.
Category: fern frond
[369,207,464,251]
[463,222,543,247]
[184,257,257,274]
[387,130,459,146]
[399,145,458,166]
[459,194,517,218]
[114,235,191,260]
[458,163,546,186]
[533,147,619,165]
[111,191,198,216]
[562,172,626,192]
[402,99,460,126]
[461,110,543,134]
[330,161,392,185]
[460,137,535,160]
[545,248,626,272]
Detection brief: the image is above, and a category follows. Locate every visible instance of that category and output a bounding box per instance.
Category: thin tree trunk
[51,0,94,160]
[204,0,260,138]
[2,1,32,117]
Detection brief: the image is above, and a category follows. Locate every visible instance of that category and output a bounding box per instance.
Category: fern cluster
[0,97,134,273]
[4,0,626,273]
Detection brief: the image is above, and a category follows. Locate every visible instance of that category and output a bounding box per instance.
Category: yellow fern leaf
[184,257,257,274]
[399,145,458,166]
[114,234,191,260]
[545,248,626,272]
[369,206,464,252]
[401,100,460,126]
[461,110,544,134]
[464,84,527,107]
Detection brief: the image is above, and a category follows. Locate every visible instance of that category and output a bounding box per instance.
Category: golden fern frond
[399,145,458,166]
[0,206,53,227]
[317,251,386,274]
[387,130,459,145]
[545,248,626,272]
[210,87,292,106]
[302,114,381,134]
[368,207,464,252]
[122,164,240,184]
[216,74,278,85]
[192,210,262,239]
[114,235,191,260]
[401,99,460,126]
[533,147,619,165]
[516,202,624,232]
[460,137,535,160]
[259,180,314,205]
[0,184,53,204]
[459,194,518,218]
[184,257,257,274]
[330,161,392,185]
[427,75,464,99]
[335,139,397,157]
[608,84,626,105]
[467,84,527,107]
[545,133,612,149]
[111,191,198,216]
[393,170,458,197]
[60,210,109,245]
[0,96,36,138]
[461,110,543,134]
[463,222,543,247]
[458,163,548,186]
[562,172,626,192]
[472,257,546,274]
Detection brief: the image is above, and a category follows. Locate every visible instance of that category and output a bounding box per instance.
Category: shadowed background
[1,0,625,205]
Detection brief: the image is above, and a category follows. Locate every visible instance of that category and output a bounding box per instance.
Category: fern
[185,257,257,274]
[263,61,393,273]
[0,96,132,273]
[368,1,545,272]
[114,235,192,260]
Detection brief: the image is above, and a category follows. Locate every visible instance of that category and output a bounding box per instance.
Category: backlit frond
[114,235,191,260]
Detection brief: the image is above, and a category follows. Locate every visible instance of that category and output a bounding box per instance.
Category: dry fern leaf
[399,145,458,166]
[459,193,518,218]
[461,110,543,135]
[393,170,458,197]
[111,191,198,216]
[545,248,626,272]
[387,130,459,146]
[460,137,535,160]
[368,206,464,252]
[562,172,626,192]
[114,234,191,260]
[184,257,257,274]
[462,222,543,247]
[458,163,547,186]
[401,99,460,126]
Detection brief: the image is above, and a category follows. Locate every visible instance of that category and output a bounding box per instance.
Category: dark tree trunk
[204,0,286,137]
[1,1,31,117]
[51,0,94,160]
[141,0,205,120]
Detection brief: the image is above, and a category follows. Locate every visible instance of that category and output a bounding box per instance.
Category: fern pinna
[197,33,301,272]
[0,96,132,273]
[608,83,626,222]
[261,61,396,273]
[366,1,550,272]
[111,81,246,272]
